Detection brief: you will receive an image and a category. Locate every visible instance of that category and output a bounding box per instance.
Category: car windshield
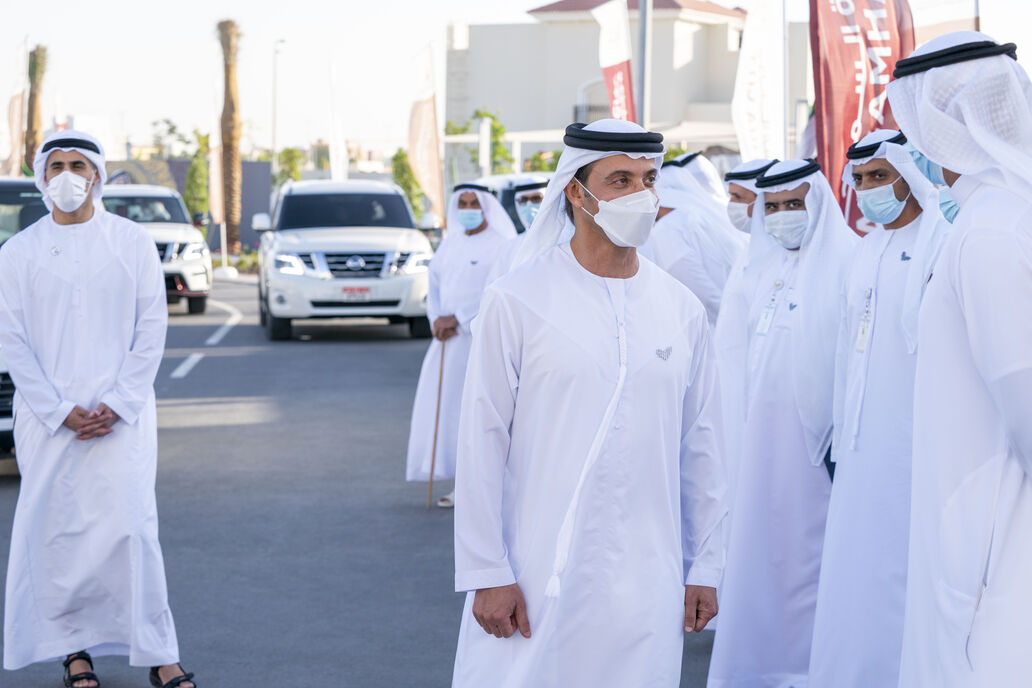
[102,195,188,224]
[0,185,47,246]
[278,193,414,230]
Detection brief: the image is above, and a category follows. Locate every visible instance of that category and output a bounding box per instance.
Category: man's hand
[472,583,531,639]
[62,406,93,433]
[74,403,121,440]
[433,315,460,341]
[684,585,718,633]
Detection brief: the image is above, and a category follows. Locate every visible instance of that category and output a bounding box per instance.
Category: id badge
[855,288,873,353]
[756,303,776,336]
[854,313,872,352]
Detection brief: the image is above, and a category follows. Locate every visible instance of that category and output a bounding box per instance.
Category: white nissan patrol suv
[254,180,432,340]
[102,184,213,313]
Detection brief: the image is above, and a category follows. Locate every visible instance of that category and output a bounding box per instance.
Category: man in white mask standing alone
[406,184,515,507]
[707,159,858,688]
[0,131,195,688]
[887,31,1032,687]
[451,120,728,687]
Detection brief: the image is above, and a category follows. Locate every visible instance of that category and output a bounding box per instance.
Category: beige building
[445,0,762,183]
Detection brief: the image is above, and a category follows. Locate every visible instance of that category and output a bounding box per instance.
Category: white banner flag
[731,1,786,160]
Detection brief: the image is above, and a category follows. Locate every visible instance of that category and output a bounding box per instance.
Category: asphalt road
[0,277,714,687]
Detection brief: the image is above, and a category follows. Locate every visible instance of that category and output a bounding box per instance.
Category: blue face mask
[517,202,540,230]
[939,187,960,223]
[907,144,946,186]
[856,176,910,225]
[456,208,484,230]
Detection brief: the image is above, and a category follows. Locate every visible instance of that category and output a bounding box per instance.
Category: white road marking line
[170,352,205,379]
[205,299,244,346]
[170,299,244,379]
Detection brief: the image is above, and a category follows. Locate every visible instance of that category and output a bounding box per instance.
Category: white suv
[102,185,213,313]
[254,180,432,340]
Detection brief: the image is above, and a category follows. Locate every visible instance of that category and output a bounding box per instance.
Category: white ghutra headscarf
[887,30,1032,203]
[33,129,108,212]
[510,119,666,272]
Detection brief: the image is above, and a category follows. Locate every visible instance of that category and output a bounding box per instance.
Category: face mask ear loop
[892,175,912,207]
[575,178,600,220]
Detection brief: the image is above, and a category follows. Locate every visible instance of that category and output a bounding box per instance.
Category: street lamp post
[271,39,286,176]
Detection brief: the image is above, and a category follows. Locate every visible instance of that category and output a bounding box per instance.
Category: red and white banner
[810,0,914,233]
[591,0,637,122]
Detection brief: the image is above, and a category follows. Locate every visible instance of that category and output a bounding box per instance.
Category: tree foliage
[391,148,425,217]
[450,108,514,175]
[184,130,210,235]
[275,147,305,187]
[526,151,561,172]
[663,146,688,162]
[151,118,191,159]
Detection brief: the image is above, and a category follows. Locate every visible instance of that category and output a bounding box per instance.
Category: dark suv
[0,178,45,453]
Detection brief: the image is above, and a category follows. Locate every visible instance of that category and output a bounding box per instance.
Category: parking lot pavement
[0,278,714,686]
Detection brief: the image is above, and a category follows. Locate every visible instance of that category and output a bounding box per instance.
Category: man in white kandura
[0,131,195,688]
[707,159,858,688]
[710,158,775,545]
[887,31,1032,687]
[640,153,746,326]
[808,130,949,688]
[451,120,727,687]
[484,177,550,285]
[405,184,515,508]
[670,151,728,208]
[724,158,777,236]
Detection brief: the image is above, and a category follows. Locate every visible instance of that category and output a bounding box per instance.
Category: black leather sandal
[62,651,100,688]
[149,665,196,688]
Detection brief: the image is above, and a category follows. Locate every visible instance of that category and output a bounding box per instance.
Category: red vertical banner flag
[592,0,637,123]
[810,0,915,232]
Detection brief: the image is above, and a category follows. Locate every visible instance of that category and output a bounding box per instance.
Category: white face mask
[726,201,753,233]
[576,179,659,248]
[46,170,94,213]
[764,209,810,249]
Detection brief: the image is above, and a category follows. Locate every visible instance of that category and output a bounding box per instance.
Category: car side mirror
[192,212,210,228]
[419,212,440,231]
[252,212,272,232]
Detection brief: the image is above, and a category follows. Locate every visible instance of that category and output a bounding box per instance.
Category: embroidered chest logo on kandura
[656,346,673,361]
[901,251,912,261]
[789,303,798,311]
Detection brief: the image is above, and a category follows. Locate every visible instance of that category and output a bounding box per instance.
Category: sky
[1,0,551,160]
[2,0,1022,162]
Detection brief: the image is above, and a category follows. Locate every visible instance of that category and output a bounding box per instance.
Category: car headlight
[179,242,209,262]
[274,253,306,276]
[400,251,432,274]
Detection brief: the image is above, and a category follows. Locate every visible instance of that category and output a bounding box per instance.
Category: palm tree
[217,20,242,252]
[24,45,47,170]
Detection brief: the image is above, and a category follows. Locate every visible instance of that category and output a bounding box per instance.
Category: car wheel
[408,317,432,339]
[265,312,292,341]
[188,296,207,314]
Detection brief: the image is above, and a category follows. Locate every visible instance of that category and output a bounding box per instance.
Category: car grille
[323,252,386,278]
[0,372,14,417]
[299,254,316,270]
[156,242,177,262]
[310,300,401,309]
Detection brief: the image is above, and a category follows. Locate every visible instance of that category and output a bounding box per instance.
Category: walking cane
[426,338,446,510]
